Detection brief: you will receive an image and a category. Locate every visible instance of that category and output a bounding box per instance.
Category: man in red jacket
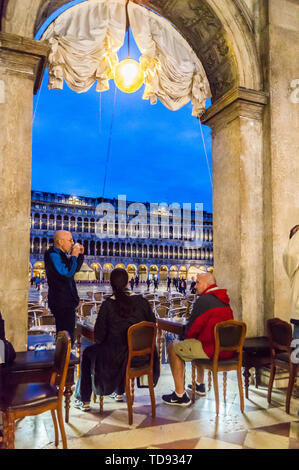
[162,271,234,406]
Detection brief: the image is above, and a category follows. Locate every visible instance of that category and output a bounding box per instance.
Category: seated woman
[74,268,157,411]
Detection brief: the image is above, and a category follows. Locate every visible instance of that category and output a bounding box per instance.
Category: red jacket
[185,285,234,359]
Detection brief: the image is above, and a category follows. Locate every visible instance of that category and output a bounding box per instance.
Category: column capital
[0,31,49,94]
[201,86,268,131]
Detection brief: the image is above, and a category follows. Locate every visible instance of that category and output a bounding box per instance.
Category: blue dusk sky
[32,2,213,213]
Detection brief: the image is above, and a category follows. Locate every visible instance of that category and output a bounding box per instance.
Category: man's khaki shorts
[173,338,209,362]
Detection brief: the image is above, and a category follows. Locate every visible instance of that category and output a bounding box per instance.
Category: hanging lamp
[114,1,144,94]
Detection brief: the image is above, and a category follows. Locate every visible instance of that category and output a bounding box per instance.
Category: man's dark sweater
[44,246,84,311]
[44,246,84,342]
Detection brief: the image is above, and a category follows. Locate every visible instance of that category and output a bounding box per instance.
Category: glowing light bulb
[114,58,144,93]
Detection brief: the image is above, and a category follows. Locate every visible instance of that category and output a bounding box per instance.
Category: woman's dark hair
[110,268,132,316]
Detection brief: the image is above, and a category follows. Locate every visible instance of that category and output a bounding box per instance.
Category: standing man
[44,230,84,345]
[162,272,234,406]
[283,225,299,339]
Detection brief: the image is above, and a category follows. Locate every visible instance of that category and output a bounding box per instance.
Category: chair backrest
[214,320,247,364]
[127,321,157,372]
[155,306,168,318]
[28,329,51,336]
[172,300,182,309]
[39,314,56,326]
[94,293,102,301]
[160,301,170,308]
[81,303,94,316]
[267,318,293,354]
[50,331,71,399]
[144,294,155,300]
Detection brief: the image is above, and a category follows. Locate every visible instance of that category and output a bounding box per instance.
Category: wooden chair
[171,298,183,308]
[28,308,45,327]
[160,301,170,309]
[267,318,298,413]
[170,306,187,318]
[94,292,102,301]
[27,329,51,336]
[144,293,155,300]
[0,331,71,449]
[191,320,247,415]
[80,303,94,317]
[155,306,169,318]
[99,321,157,425]
[41,291,48,307]
[39,315,56,326]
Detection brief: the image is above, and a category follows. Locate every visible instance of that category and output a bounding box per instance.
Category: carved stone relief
[134,0,238,100]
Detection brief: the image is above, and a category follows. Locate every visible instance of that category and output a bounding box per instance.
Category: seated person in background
[74,268,157,411]
[162,272,234,407]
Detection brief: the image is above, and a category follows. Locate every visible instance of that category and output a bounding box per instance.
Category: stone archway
[1,0,298,350]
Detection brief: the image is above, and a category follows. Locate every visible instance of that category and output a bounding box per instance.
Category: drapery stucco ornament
[42,0,211,117]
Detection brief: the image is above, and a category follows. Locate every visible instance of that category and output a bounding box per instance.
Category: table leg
[255,367,260,388]
[243,366,250,399]
[157,328,162,367]
[76,333,81,380]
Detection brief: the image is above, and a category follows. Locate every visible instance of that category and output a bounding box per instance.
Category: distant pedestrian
[181,278,187,295]
[130,277,135,291]
[154,278,159,292]
[167,276,172,292]
[190,277,196,294]
[146,278,151,291]
[35,277,41,291]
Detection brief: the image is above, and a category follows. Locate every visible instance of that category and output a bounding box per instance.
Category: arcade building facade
[29,190,213,283]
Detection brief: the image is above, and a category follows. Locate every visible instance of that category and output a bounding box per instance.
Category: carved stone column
[201,87,268,337]
[0,32,49,350]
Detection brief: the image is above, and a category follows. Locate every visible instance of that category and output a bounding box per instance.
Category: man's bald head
[196,272,216,295]
[54,230,74,253]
